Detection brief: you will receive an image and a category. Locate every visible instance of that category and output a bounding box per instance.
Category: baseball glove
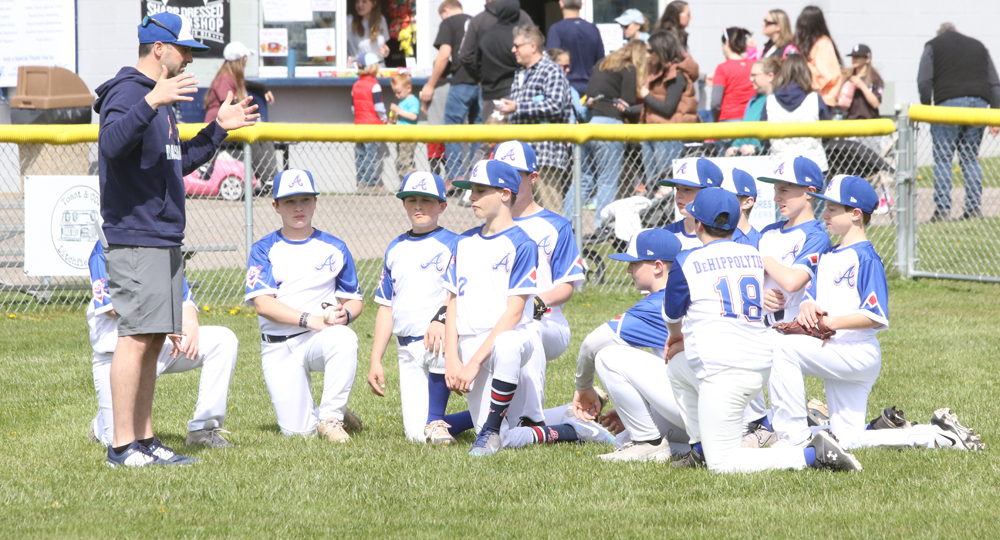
[533,296,547,321]
[773,314,836,343]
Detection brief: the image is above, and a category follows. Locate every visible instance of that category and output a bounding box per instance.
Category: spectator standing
[459,0,532,122]
[347,0,390,64]
[726,57,778,156]
[564,40,647,224]
[548,49,588,123]
[616,9,650,43]
[389,73,420,177]
[761,9,796,59]
[918,23,1000,222]
[497,23,572,211]
[423,0,479,184]
[712,28,756,123]
[841,44,883,120]
[760,54,830,172]
[794,5,842,108]
[546,0,605,97]
[639,30,699,187]
[655,1,690,50]
[352,53,387,193]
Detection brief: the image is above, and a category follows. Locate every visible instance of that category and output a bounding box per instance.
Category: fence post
[243,141,254,265]
[894,111,914,278]
[572,143,583,257]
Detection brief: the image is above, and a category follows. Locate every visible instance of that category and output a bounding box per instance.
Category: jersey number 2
[457,277,467,296]
[714,276,761,321]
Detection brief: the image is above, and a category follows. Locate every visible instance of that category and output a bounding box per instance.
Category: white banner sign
[0,0,77,88]
[671,156,779,231]
[24,176,101,277]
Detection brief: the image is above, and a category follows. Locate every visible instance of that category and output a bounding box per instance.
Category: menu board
[0,0,77,88]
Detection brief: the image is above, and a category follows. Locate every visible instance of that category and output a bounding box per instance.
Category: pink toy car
[184,151,259,201]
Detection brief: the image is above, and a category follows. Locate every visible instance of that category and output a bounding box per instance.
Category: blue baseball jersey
[513,209,585,314]
[606,289,669,358]
[86,242,194,354]
[758,220,830,324]
[663,219,703,251]
[374,227,459,338]
[444,225,538,336]
[662,239,772,379]
[245,229,362,336]
[733,226,762,249]
[803,241,889,343]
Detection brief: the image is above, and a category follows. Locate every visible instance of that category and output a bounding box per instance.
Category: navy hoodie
[94,67,228,247]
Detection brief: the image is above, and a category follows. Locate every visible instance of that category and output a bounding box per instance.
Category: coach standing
[93,12,257,467]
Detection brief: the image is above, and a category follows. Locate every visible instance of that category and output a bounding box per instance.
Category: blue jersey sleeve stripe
[662,262,691,321]
[509,236,539,292]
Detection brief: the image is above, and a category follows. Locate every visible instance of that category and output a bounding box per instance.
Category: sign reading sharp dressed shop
[142,0,230,58]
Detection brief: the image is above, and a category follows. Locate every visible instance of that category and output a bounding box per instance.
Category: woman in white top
[347,0,390,63]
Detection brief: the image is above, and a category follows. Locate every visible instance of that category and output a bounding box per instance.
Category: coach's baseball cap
[658,158,724,189]
[722,168,758,199]
[811,174,879,214]
[687,188,741,231]
[615,9,646,26]
[397,171,447,202]
[357,52,381,68]
[491,140,537,173]
[847,44,872,58]
[610,228,682,263]
[452,160,521,194]
[273,169,319,199]
[138,12,209,51]
[224,41,254,61]
[757,156,824,190]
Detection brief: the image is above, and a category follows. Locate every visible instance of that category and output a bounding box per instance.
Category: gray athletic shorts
[105,245,184,336]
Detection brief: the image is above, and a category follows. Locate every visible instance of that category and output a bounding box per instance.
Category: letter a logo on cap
[775,162,786,175]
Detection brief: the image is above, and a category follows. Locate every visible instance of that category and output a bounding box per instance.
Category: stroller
[580,189,677,284]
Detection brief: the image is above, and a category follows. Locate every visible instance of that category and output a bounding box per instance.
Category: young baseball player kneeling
[245,170,364,443]
[367,171,472,445]
[768,176,984,451]
[87,242,238,458]
[723,168,762,248]
[658,158,725,251]
[664,187,861,472]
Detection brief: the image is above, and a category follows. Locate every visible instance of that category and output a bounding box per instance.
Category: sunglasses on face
[142,15,180,40]
[763,19,776,26]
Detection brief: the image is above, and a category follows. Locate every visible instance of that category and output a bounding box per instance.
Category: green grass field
[2,280,999,539]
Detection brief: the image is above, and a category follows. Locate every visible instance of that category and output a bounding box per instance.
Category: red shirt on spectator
[713,59,756,121]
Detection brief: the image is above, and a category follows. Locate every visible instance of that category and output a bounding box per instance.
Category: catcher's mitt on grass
[773,314,836,344]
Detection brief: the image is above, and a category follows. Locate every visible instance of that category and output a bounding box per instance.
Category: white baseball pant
[397,339,445,442]
[459,327,535,434]
[595,345,686,442]
[668,353,807,473]
[91,326,238,446]
[260,325,358,436]
[769,334,881,448]
[515,316,569,424]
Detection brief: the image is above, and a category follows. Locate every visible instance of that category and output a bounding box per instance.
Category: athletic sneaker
[343,409,364,433]
[807,399,830,427]
[469,428,502,456]
[807,430,861,472]
[561,407,615,445]
[742,424,778,449]
[186,428,234,449]
[317,418,351,443]
[424,420,456,445]
[106,440,163,468]
[930,408,985,451]
[869,406,913,430]
[670,448,706,469]
[598,440,670,462]
[143,438,199,465]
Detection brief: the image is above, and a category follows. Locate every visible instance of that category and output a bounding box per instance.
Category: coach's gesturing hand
[145,66,198,109]
[215,91,260,131]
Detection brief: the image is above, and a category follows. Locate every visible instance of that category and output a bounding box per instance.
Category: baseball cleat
[807,399,829,427]
[106,441,165,468]
[930,408,985,451]
[594,386,610,412]
[424,420,456,445]
[742,424,778,449]
[561,407,616,445]
[670,448,706,469]
[469,428,502,456]
[143,438,199,466]
[598,439,670,462]
[869,406,913,430]
[343,409,364,433]
[187,428,235,449]
[807,430,861,472]
[317,418,351,443]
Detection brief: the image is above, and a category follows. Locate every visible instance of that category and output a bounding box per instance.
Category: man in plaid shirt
[498,23,572,211]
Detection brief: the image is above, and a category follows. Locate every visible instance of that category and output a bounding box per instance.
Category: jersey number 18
[714,276,761,321]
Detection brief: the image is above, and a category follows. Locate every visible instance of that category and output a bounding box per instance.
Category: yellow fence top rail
[0,118,896,145]
[908,104,1000,126]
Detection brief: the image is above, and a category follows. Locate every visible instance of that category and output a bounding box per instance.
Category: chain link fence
[0,119,918,312]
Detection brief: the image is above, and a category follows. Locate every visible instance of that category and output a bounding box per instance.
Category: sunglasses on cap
[141,15,180,40]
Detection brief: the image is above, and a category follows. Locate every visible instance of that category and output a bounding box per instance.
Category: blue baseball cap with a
[658,158,724,188]
[452,160,521,194]
[687,188,741,231]
[397,171,447,202]
[722,168,758,198]
[138,13,209,51]
[812,174,879,214]
[757,156,824,190]
[615,9,646,26]
[273,169,319,199]
[609,228,682,262]
[357,52,381,67]
[491,140,537,173]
